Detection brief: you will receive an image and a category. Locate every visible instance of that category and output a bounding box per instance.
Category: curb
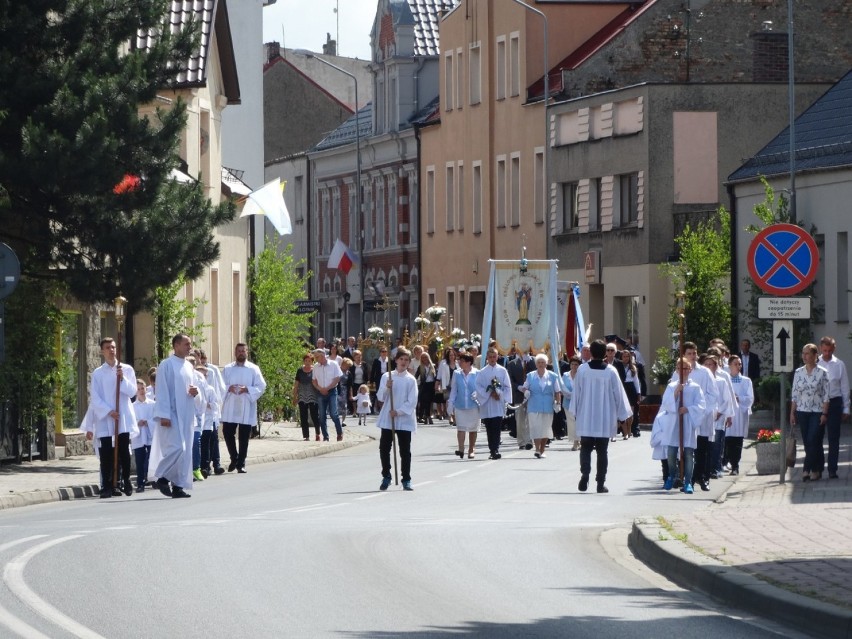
[628,518,852,639]
[0,436,372,512]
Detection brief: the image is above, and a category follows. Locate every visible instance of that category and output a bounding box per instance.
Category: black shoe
[578,475,589,492]
[156,477,172,497]
[137,485,145,493]
[227,461,237,472]
[525,444,533,450]
[99,488,113,499]
[597,484,609,494]
[699,481,710,492]
[237,467,247,474]
[122,482,133,497]
[112,488,123,497]
[214,467,225,476]
[632,431,641,438]
[489,452,502,460]
[201,469,209,479]
[171,487,191,498]
[829,473,839,479]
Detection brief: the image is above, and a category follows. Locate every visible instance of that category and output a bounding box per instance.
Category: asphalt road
[0,424,807,638]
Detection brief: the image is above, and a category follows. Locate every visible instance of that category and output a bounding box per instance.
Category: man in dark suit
[739,339,761,381]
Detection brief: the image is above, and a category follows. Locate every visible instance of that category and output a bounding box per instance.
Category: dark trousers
[99,432,131,490]
[200,425,222,472]
[826,396,843,474]
[379,428,412,482]
[298,401,320,438]
[798,411,825,474]
[725,436,744,472]
[418,383,435,421]
[222,422,252,469]
[482,416,503,454]
[133,444,150,489]
[579,436,609,484]
[695,435,711,483]
[712,429,726,473]
[660,459,670,482]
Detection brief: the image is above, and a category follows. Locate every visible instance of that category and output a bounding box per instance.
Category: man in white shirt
[87,337,138,498]
[476,347,512,459]
[819,336,850,479]
[312,348,344,441]
[221,343,267,473]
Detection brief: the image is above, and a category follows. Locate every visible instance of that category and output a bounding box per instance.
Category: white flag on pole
[240,178,292,235]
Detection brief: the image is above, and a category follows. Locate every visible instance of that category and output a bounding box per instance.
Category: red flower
[113,173,141,194]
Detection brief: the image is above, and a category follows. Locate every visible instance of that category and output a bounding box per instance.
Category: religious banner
[481,260,560,363]
[557,281,588,358]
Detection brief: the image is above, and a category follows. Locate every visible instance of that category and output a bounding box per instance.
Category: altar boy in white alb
[221,343,267,473]
[88,337,138,498]
[150,333,203,498]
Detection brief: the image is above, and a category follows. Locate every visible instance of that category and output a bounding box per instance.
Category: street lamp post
[298,50,364,336]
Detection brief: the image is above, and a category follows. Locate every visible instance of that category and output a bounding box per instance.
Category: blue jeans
[192,430,202,470]
[797,411,825,474]
[668,445,695,485]
[318,387,343,439]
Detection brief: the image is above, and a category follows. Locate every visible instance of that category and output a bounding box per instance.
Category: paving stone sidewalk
[631,430,852,639]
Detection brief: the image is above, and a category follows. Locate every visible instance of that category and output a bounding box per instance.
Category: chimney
[750,26,788,82]
[322,32,337,56]
[265,41,281,64]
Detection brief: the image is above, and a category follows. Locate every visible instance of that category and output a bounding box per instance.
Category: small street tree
[151,274,211,362]
[660,207,732,350]
[248,240,314,420]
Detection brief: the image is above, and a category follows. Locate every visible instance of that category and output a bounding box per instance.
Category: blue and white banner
[481,260,560,364]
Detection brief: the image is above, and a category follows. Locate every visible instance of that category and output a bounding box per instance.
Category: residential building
[729,69,852,366]
[418,0,635,335]
[546,0,852,361]
[306,0,455,340]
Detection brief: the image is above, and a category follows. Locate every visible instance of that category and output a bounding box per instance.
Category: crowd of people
[83,334,267,499]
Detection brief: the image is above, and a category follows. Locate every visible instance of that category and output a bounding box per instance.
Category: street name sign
[758,296,811,320]
[773,320,794,373]
[747,223,818,295]
[294,299,321,314]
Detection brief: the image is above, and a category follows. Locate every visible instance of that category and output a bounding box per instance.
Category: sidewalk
[0,421,373,511]
[630,431,852,639]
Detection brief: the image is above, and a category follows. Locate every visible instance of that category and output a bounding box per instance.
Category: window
[348,185,357,249]
[509,33,520,97]
[840,232,849,322]
[510,153,520,227]
[375,77,385,134]
[388,178,398,247]
[562,182,579,231]
[444,52,454,111]
[456,48,464,110]
[469,43,481,104]
[332,187,341,246]
[426,167,435,234]
[294,175,304,222]
[376,180,385,247]
[445,163,455,231]
[409,172,419,243]
[363,182,373,250]
[589,178,601,231]
[457,162,465,231]
[534,149,545,224]
[496,37,506,100]
[389,77,398,130]
[496,156,507,228]
[472,162,482,234]
[618,173,639,225]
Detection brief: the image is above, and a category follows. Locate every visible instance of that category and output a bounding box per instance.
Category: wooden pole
[113,324,122,490]
[388,368,399,486]
[677,292,686,482]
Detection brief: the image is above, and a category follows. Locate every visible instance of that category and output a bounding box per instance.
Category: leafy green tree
[248,240,314,420]
[0,0,234,308]
[151,274,211,362]
[660,208,732,349]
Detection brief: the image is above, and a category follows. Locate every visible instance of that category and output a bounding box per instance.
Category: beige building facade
[418,0,631,337]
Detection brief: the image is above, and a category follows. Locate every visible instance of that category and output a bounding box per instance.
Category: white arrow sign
[773,320,794,373]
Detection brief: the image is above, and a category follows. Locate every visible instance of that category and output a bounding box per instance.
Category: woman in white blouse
[790,343,830,482]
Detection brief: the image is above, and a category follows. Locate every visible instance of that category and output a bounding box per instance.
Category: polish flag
[328,239,357,274]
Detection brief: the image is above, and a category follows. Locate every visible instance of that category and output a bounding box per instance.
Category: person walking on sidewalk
[818,336,850,479]
[570,339,633,493]
[790,343,830,482]
[150,333,202,498]
[221,343,267,473]
[88,337,138,498]
[376,346,418,491]
[312,347,344,442]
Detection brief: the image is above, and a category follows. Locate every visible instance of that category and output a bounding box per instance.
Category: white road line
[4,535,107,639]
[354,494,384,501]
[445,469,470,478]
[0,537,49,554]
[290,503,349,513]
[0,537,56,637]
[413,481,435,487]
[261,504,325,513]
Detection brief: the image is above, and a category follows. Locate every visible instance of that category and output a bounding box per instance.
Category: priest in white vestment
[149,333,202,498]
[570,339,632,494]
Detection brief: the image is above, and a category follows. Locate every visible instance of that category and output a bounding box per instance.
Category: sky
[263,0,378,60]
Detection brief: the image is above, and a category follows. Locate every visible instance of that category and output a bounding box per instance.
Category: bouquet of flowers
[425,305,447,322]
[413,316,431,327]
[451,327,465,338]
[367,326,385,341]
[755,429,781,443]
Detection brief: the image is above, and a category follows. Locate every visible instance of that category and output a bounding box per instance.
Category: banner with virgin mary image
[481,260,560,364]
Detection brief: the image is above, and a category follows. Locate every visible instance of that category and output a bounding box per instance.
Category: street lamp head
[114,295,127,323]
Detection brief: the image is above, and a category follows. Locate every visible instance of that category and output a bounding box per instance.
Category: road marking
[413,481,435,487]
[445,469,470,478]
[0,536,56,637]
[261,504,325,513]
[354,494,383,501]
[290,503,349,513]
[4,535,107,639]
[0,536,49,554]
